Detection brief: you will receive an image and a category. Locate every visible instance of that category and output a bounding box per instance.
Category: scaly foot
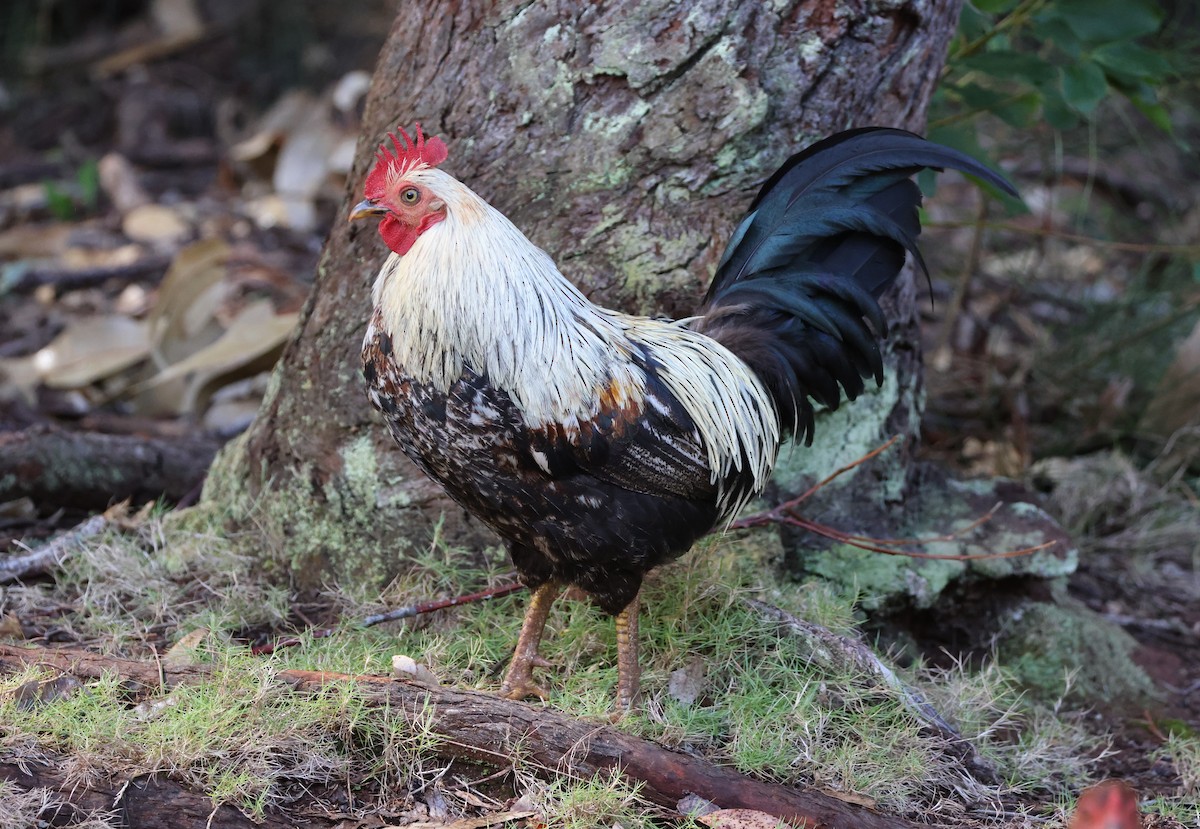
[499,581,562,702]
[612,592,641,716]
[501,654,554,700]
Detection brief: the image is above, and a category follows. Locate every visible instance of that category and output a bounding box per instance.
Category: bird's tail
[694,127,1016,444]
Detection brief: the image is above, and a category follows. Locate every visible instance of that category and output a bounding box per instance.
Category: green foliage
[932,0,1179,150]
[40,159,101,221]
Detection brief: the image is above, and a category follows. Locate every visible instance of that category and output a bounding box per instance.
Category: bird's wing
[524,368,717,503]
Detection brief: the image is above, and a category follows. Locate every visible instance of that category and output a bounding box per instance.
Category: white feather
[370,169,779,514]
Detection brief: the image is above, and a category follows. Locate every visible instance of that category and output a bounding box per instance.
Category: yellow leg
[613,591,641,715]
[501,580,562,700]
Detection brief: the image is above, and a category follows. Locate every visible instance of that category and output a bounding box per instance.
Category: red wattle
[380,215,419,255]
[379,213,444,255]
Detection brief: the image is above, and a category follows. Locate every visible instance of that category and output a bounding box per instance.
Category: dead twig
[732,437,902,531]
[733,437,1053,562]
[0,507,121,583]
[250,581,528,655]
[782,513,1056,561]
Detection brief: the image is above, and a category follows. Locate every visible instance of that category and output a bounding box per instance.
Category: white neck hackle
[372,168,646,427]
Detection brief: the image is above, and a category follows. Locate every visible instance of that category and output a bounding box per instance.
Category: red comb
[363,124,448,199]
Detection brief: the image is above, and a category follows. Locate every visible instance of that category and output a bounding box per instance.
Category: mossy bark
[202,0,967,593]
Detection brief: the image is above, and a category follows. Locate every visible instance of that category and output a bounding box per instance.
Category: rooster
[350,125,1014,711]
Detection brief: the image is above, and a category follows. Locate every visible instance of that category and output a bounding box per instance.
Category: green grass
[0,509,1154,825]
[531,772,661,829]
[1146,731,1200,825]
[0,649,449,820]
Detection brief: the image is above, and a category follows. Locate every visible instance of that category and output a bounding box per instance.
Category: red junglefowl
[350,125,1015,711]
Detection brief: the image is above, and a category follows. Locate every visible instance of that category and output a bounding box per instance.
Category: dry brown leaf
[668,656,706,706]
[203,398,262,435]
[0,223,73,258]
[11,675,84,710]
[61,243,142,270]
[138,300,296,415]
[677,794,719,820]
[148,237,230,361]
[697,808,789,829]
[102,499,142,529]
[0,613,24,639]
[331,70,371,113]
[817,788,877,809]
[34,314,151,389]
[146,301,296,386]
[162,628,210,668]
[228,90,318,163]
[0,183,51,214]
[273,106,341,201]
[392,654,441,687]
[0,354,41,403]
[122,203,190,245]
[98,153,150,214]
[0,498,36,520]
[245,193,317,232]
[151,0,204,38]
[329,135,358,176]
[132,694,178,721]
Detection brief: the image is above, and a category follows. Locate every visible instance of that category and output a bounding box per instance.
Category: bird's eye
[401,187,421,205]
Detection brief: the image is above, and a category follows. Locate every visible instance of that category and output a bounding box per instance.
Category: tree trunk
[201,0,963,591]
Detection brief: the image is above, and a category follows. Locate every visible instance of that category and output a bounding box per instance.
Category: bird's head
[350,125,451,255]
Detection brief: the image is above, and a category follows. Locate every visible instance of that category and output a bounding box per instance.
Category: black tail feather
[696,127,1016,444]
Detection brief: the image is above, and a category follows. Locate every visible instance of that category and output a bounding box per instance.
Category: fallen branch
[0,424,219,510]
[0,507,118,583]
[2,254,172,294]
[0,642,923,829]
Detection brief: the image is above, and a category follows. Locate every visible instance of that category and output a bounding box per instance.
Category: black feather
[696,127,1016,441]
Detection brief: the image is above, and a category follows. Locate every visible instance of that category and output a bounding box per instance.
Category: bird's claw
[500,654,556,701]
[500,671,552,701]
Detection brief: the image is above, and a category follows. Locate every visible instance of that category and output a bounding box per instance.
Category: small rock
[392,654,441,686]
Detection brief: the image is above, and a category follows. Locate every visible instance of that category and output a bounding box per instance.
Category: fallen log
[0,424,219,510]
[0,642,923,829]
